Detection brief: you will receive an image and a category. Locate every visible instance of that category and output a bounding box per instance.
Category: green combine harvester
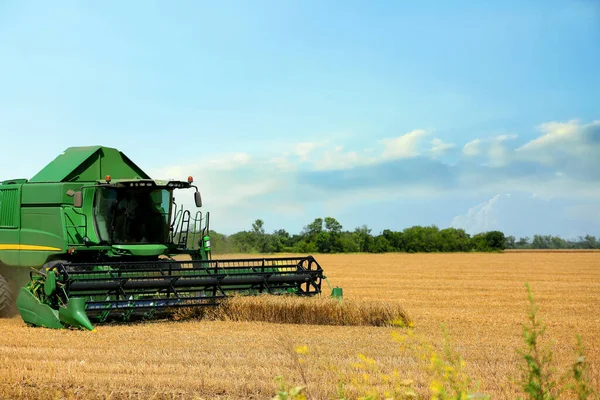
[0,146,339,331]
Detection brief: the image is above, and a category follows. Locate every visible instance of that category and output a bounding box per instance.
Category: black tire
[0,274,13,318]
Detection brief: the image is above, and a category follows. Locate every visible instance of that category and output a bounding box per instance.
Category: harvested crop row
[171,294,411,327]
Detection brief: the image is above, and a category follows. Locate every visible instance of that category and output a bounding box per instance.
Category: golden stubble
[0,252,598,399]
[171,295,411,328]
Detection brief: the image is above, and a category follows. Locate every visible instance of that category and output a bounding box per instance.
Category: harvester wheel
[0,274,13,318]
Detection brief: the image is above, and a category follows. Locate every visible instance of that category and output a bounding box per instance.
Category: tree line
[505,234,600,250]
[185,216,599,254]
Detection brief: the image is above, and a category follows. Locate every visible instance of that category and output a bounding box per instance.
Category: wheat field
[0,252,598,399]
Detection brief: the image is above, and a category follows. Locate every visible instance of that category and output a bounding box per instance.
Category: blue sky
[1,0,599,238]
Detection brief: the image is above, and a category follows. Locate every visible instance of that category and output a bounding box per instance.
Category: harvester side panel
[0,185,21,267]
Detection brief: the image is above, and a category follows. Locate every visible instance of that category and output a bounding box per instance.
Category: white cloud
[530,192,553,201]
[270,156,296,172]
[380,129,428,160]
[515,120,600,165]
[215,179,284,207]
[313,147,359,170]
[496,134,518,141]
[295,141,328,162]
[487,136,515,167]
[153,164,189,181]
[518,120,580,151]
[291,128,432,171]
[205,152,252,170]
[312,146,379,171]
[148,156,287,215]
[429,138,455,159]
[462,135,516,166]
[462,139,481,156]
[460,134,517,167]
[451,193,510,233]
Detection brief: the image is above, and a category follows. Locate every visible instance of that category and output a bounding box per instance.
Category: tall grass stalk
[516,283,599,400]
[516,283,557,399]
[565,334,597,400]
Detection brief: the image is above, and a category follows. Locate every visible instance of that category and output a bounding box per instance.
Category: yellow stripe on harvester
[0,244,62,251]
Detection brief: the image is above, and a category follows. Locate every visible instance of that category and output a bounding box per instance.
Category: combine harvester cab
[0,146,340,330]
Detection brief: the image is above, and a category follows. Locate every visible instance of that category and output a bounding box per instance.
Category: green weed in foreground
[273,284,598,399]
[516,283,598,400]
[516,282,556,399]
[568,334,596,400]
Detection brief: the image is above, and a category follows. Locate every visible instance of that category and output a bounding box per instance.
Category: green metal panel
[0,185,21,267]
[19,183,84,207]
[0,187,20,228]
[16,287,65,329]
[21,183,65,205]
[29,146,101,183]
[19,207,65,267]
[73,185,101,245]
[21,208,65,245]
[63,207,89,245]
[29,146,151,183]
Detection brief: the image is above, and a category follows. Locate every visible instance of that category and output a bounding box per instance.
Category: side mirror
[67,189,83,208]
[194,191,202,208]
[73,192,83,208]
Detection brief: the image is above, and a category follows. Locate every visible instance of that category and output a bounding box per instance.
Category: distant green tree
[271,229,291,252]
[288,234,304,250]
[403,225,441,252]
[315,231,331,253]
[580,235,598,249]
[516,236,531,249]
[252,219,265,235]
[371,235,392,253]
[532,234,551,249]
[324,217,342,233]
[251,219,270,252]
[354,225,373,252]
[207,230,235,254]
[505,235,516,249]
[471,231,505,251]
[550,236,567,249]
[439,227,472,252]
[382,229,404,251]
[293,239,317,253]
[324,217,344,252]
[302,218,323,239]
[340,232,360,252]
[485,231,506,251]
[230,231,257,253]
[471,233,488,251]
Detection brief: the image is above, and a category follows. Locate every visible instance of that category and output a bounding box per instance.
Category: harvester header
[0,146,340,330]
